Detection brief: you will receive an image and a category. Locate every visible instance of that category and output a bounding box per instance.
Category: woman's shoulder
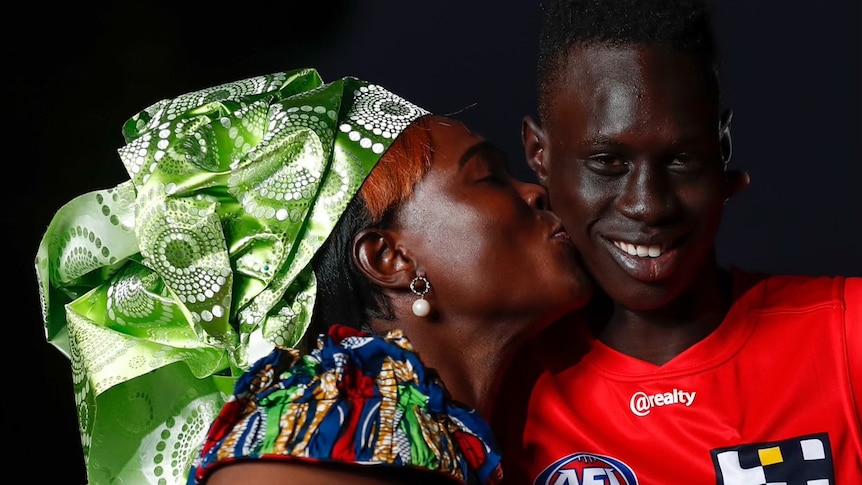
[188,324,501,485]
[226,324,433,407]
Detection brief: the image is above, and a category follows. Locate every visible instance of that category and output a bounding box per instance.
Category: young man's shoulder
[731,267,861,315]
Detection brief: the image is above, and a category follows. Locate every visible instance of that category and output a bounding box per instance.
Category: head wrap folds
[35,68,428,484]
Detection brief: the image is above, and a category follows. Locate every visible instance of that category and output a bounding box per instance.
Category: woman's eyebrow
[457,141,504,171]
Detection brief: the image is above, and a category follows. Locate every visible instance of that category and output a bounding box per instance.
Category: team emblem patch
[534,452,638,485]
[712,433,835,484]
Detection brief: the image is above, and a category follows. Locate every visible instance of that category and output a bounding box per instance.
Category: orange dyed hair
[359,115,434,223]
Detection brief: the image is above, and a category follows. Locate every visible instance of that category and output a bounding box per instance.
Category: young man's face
[524,44,745,310]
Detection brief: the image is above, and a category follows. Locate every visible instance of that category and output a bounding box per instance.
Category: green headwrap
[35,68,429,484]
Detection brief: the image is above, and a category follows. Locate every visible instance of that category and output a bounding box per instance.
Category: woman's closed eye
[462,144,513,186]
[476,168,509,185]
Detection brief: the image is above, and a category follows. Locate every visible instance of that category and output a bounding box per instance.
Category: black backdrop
[12,1,860,482]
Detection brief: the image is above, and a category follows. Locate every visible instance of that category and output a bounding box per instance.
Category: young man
[491,0,862,483]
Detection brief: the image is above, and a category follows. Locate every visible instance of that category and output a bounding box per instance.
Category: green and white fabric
[35,68,428,484]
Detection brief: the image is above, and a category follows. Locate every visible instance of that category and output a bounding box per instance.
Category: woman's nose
[519,180,549,210]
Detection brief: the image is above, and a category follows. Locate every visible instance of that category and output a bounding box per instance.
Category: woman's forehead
[425,117,485,163]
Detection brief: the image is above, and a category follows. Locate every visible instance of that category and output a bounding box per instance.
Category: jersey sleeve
[844,277,862,431]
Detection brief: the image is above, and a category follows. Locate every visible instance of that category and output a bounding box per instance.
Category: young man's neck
[600,267,733,365]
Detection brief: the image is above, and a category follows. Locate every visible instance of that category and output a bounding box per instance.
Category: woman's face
[395,116,592,322]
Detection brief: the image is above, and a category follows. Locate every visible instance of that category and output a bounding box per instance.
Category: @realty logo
[629,388,696,416]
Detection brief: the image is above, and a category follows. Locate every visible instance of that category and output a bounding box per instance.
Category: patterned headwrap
[35,68,429,484]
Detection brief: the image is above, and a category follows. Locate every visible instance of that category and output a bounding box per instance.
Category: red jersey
[492,271,862,484]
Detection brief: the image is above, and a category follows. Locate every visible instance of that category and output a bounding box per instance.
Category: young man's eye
[669,154,717,173]
[584,155,628,175]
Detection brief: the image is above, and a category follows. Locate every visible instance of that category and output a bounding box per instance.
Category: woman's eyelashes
[478,171,507,185]
[476,161,514,186]
[471,151,513,185]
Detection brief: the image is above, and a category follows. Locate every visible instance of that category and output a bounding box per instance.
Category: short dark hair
[537,0,722,119]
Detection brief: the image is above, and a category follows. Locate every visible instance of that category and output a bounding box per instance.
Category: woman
[185,72,593,484]
[37,68,590,485]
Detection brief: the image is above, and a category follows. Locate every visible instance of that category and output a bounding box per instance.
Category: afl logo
[534,453,638,485]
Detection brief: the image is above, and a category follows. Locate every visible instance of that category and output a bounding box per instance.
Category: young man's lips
[611,240,668,258]
[604,237,680,281]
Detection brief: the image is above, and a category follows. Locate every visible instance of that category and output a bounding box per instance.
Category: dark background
[11,1,860,482]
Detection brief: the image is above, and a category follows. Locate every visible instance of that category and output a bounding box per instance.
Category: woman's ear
[523,115,549,186]
[352,228,415,288]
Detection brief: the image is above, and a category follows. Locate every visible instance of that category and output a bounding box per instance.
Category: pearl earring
[410,274,431,317]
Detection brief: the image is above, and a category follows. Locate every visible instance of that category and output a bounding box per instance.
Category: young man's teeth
[614,241,662,258]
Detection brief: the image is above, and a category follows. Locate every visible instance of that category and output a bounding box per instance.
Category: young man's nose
[616,165,678,223]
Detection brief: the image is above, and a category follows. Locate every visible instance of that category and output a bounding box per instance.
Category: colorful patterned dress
[187,325,504,485]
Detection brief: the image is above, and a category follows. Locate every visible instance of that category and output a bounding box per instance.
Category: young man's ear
[352,228,415,288]
[725,169,751,201]
[719,109,733,166]
[522,115,550,186]
[718,108,750,201]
